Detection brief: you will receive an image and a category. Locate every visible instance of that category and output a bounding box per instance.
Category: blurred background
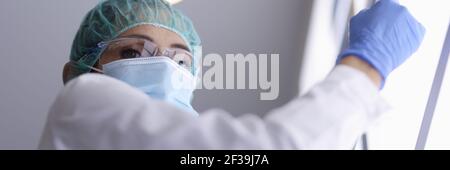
[0,0,449,149]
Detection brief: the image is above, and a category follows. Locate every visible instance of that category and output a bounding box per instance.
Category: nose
[153,47,171,57]
[151,48,162,56]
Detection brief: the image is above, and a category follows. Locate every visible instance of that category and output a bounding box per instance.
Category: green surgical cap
[68,0,201,81]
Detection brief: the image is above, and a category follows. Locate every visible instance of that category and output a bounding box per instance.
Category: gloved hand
[337,0,426,87]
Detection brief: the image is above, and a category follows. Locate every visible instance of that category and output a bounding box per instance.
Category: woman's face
[96,24,192,70]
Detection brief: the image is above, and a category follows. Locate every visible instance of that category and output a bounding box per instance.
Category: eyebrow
[122,34,191,52]
[170,43,191,52]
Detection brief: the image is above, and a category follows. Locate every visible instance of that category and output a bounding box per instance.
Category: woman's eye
[120,49,142,59]
[172,52,192,70]
[177,60,186,66]
[174,58,191,70]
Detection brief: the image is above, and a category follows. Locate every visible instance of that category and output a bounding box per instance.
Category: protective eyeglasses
[74,37,194,73]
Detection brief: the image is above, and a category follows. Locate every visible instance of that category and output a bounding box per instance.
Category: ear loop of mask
[70,60,105,74]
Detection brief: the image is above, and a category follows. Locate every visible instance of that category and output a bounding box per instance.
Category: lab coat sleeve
[39,65,388,150]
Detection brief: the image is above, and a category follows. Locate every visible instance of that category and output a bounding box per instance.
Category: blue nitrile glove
[337,0,426,87]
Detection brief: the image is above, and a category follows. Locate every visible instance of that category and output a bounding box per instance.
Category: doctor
[39,0,425,149]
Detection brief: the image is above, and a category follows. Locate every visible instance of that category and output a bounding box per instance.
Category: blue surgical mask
[102,57,198,115]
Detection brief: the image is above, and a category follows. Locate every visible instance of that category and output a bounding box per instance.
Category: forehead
[118,24,188,47]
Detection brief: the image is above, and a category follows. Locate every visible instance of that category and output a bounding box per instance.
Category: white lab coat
[39,65,388,150]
